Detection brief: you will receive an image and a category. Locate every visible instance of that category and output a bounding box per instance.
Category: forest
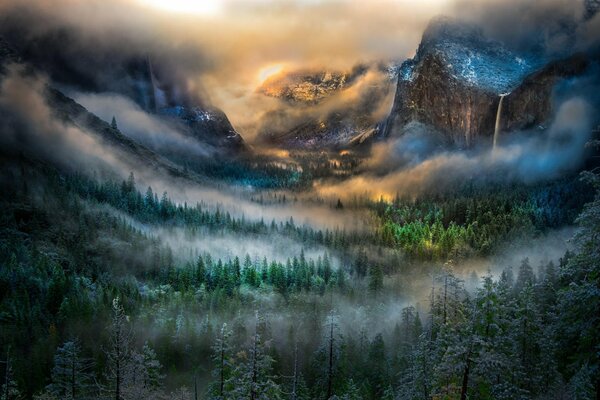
[1,155,599,399]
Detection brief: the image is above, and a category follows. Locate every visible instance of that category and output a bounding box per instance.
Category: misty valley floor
[1,152,599,399]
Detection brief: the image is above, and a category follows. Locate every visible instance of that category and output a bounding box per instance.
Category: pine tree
[514,257,535,294]
[103,297,132,400]
[312,310,344,399]
[289,341,310,400]
[1,347,21,400]
[367,333,389,398]
[124,342,164,399]
[210,323,233,399]
[556,170,600,399]
[228,313,281,400]
[47,339,95,399]
[354,249,369,278]
[368,265,383,294]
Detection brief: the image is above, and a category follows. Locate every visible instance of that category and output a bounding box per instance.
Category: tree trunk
[71,355,76,400]
[4,348,10,400]
[292,343,298,400]
[327,318,334,399]
[220,340,225,397]
[250,332,258,400]
[460,349,471,400]
[115,326,121,400]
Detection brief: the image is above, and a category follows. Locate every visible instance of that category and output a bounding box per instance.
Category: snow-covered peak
[404,18,544,94]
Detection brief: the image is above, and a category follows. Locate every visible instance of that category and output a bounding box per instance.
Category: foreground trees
[0,166,598,397]
[46,340,94,399]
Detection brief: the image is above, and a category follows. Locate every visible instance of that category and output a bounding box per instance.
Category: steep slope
[259,67,365,104]
[127,58,245,151]
[45,87,188,178]
[0,29,245,154]
[381,18,588,146]
[0,41,194,181]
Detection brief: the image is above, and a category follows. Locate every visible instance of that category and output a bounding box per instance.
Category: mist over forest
[0,1,600,399]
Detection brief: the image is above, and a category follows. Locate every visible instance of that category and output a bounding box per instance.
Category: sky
[0,0,598,216]
[0,0,459,139]
[0,0,592,141]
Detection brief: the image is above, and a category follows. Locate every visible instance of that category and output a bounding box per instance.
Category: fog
[2,0,595,145]
[71,91,217,157]
[316,95,596,200]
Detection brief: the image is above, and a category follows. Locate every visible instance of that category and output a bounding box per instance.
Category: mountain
[256,64,393,149]
[126,57,245,151]
[45,87,190,178]
[0,38,197,181]
[259,66,367,104]
[0,28,245,155]
[380,18,589,147]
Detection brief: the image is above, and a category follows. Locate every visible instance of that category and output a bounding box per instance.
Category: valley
[0,1,599,399]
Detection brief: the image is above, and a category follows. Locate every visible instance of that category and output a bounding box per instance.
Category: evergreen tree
[47,339,95,399]
[124,342,164,399]
[228,313,281,399]
[210,323,233,399]
[556,170,600,399]
[366,333,389,398]
[103,297,132,400]
[1,348,20,400]
[368,265,383,294]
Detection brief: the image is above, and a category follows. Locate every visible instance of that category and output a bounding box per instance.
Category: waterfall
[492,94,507,151]
[147,57,166,112]
[465,102,472,146]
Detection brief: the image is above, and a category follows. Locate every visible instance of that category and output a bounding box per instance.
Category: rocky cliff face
[0,44,194,179]
[382,19,588,147]
[0,31,245,153]
[122,57,245,152]
[258,66,367,104]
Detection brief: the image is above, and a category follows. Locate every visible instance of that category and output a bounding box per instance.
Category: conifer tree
[47,339,95,399]
[104,297,132,400]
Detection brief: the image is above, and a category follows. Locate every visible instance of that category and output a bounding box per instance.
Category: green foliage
[0,160,596,398]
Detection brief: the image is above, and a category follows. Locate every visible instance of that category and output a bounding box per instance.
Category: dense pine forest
[1,152,599,399]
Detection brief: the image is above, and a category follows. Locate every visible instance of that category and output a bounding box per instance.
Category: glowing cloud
[257,64,285,85]
[138,0,222,15]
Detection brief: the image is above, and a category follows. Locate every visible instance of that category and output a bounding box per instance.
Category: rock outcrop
[0,32,245,154]
[381,19,588,147]
[124,57,245,152]
[256,64,393,149]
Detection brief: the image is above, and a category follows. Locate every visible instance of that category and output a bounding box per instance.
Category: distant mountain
[379,18,589,147]
[126,57,245,151]
[0,28,245,155]
[258,66,366,104]
[256,64,393,149]
[0,38,196,181]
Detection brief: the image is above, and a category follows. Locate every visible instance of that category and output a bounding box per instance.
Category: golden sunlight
[138,0,222,15]
[257,64,285,85]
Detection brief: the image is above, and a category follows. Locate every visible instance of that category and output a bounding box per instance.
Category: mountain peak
[402,17,541,94]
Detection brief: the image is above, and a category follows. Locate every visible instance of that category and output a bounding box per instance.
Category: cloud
[0,66,132,175]
[0,0,597,144]
[0,0,598,227]
[0,66,370,233]
[0,0,450,143]
[316,96,595,200]
[71,92,216,157]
